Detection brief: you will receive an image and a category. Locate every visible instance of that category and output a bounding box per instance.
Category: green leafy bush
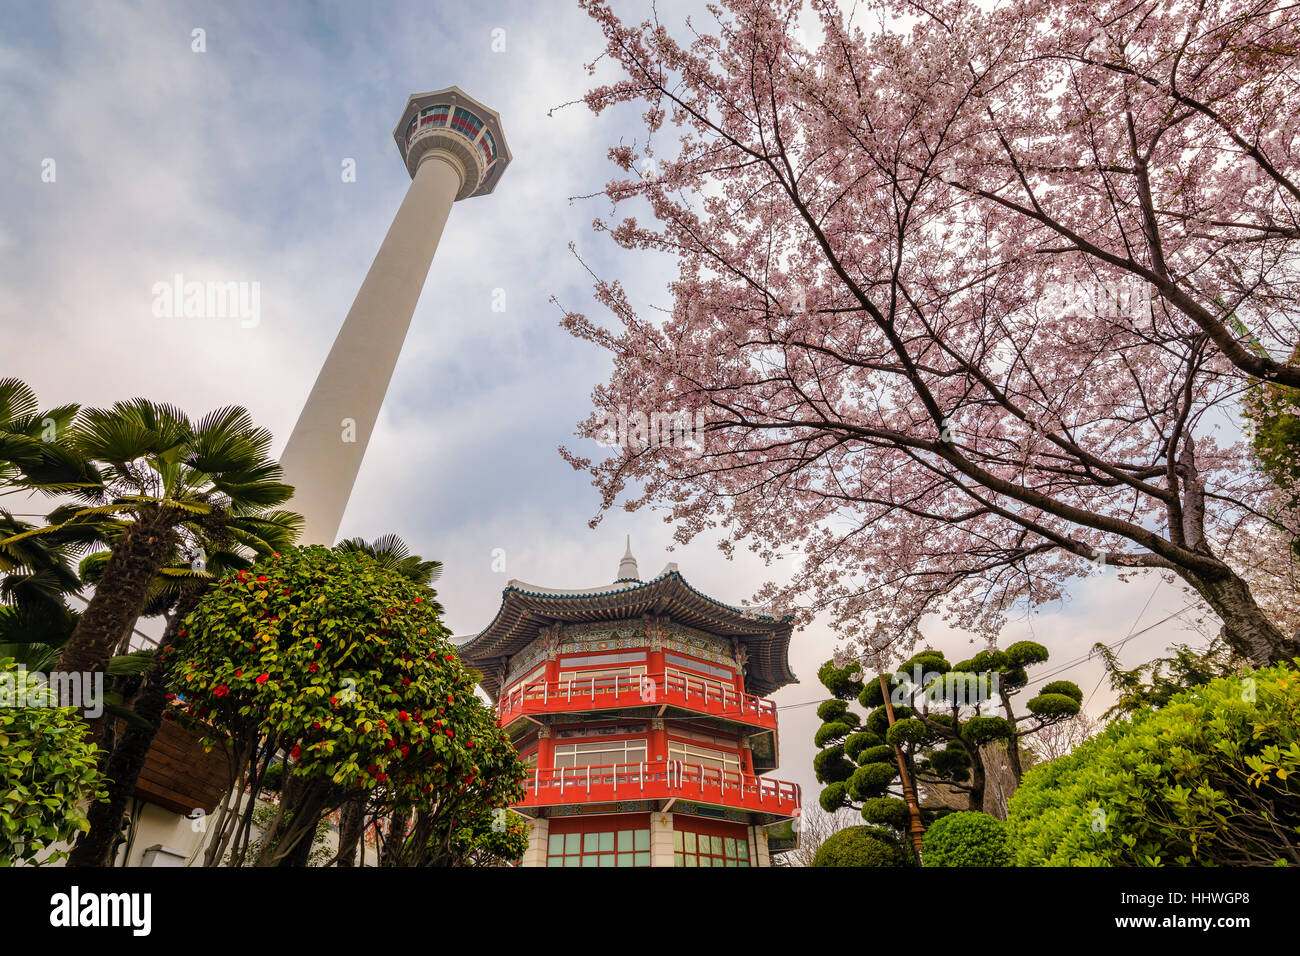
[843,730,880,761]
[860,796,910,829]
[0,658,106,866]
[922,811,1011,867]
[812,825,911,867]
[847,762,897,801]
[814,744,854,784]
[1026,693,1081,718]
[820,781,848,812]
[815,721,853,748]
[1007,662,1300,866]
[817,699,850,722]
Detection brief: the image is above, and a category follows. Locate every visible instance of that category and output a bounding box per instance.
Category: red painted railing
[516,761,800,817]
[497,672,778,729]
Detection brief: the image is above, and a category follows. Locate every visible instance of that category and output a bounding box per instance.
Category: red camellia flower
[445,729,454,738]
[308,663,319,674]
[444,655,454,662]
[313,642,321,649]
[313,721,322,730]
[401,677,410,687]
[378,719,387,729]
[290,745,301,759]
[414,597,422,603]
[235,669,243,677]
[256,673,269,684]
[399,711,409,722]
[384,739,396,752]
[376,772,388,783]
[330,697,339,706]
[400,745,410,757]
[214,685,229,698]
[467,741,474,749]
[283,589,291,596]
[257,575,268,582]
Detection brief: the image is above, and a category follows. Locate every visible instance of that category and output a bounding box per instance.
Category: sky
[0,0,1215,800]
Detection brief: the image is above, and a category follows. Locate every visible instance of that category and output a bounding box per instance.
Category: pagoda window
[553,738,647,769]
[547,826,651,867]
[668,740,741,775]
[664,651,734,682]
[673,827,750,867]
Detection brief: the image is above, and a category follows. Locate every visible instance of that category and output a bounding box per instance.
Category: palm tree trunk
[58,507,179,675]
[68,589,202,867]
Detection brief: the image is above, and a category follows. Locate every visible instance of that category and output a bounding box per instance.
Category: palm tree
[335,533,442,585]
[68,501,300,867]
[0,378,98,663]
[22,399,299,677]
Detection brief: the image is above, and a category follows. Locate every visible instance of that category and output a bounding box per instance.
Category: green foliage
[847,762,897,801]
[815,721,853,748]
[813,744,854,784]
[866,704,914,737]
[922,811,1011,867]
[817,699,849,722]
[859,679,884,708]
[812,825,911,867]
[172,545,524,807]
[1026,693,1082,718]
[843,730,881,761]
[820,781,848,812]
[860,796,910,829]
[1040,680,1084,703]
[1243,357,1300,503]
[1004,641,1050,667]
[1007,662,1300,866]
[1093,637,1244,720]
[898,649,950,677]
[857,745,894,767]
[962,715,1015,744]
[0,658,106,865]
[818,659,864,699]
[885,717,930,747]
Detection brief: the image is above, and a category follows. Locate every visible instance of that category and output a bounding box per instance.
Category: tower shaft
[279,154,461,544]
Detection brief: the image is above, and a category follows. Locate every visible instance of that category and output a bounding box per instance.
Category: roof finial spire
[617,535,640,582]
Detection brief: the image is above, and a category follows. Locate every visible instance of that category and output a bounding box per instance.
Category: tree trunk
[335,797,365,867]
[68,589,203,867]
[1186,563,1295,666]
[379,808,410,867]
[57,507,179,676]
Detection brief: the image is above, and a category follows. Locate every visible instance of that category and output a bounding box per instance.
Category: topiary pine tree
[814,643,1081,821]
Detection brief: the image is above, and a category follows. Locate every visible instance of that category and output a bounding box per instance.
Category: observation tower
[279,88,511,544]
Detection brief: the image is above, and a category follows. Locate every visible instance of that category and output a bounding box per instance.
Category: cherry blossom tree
[559,0,1300,665]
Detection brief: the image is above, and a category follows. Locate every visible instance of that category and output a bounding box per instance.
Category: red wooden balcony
[517,761,801,818]
[497,672,778,730]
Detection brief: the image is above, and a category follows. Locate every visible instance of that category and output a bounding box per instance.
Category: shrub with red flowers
[168,544,523,866]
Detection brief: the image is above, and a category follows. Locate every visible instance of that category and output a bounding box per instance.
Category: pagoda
[457,539,801,867]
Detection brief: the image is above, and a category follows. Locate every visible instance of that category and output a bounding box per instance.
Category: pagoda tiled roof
[456,568,797,699]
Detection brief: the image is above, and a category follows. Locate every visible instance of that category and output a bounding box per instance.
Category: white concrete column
[278,151,464,544]
[650,811,675,867]
[521,816,549,868]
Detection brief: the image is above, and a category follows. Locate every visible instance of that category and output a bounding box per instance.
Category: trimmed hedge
[813,825,911,867]
[921,811,1011,866]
